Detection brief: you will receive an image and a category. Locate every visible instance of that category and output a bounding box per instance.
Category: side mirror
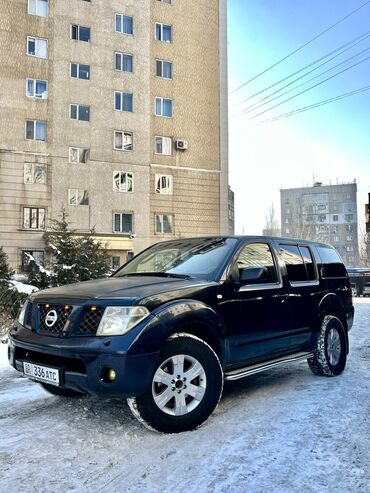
[239,267,269,284]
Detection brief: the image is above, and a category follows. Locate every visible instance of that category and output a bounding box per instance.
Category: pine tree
[0,246,13,286]
[44,209,111,286]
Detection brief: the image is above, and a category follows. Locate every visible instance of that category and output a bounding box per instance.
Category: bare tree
[263,203,280,236]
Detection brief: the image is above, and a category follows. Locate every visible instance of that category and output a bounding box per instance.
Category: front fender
[127,299,227,363]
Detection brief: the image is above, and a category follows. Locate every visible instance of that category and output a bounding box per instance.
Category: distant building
[228,186,235,235]
[262,228,281,237]
[365,193,370,233]
[280,182,359,266]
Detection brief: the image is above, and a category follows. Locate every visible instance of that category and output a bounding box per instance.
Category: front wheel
[307,315,347,376]
[128,333,223,433]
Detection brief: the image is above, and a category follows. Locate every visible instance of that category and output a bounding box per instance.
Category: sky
[227,0,370,235]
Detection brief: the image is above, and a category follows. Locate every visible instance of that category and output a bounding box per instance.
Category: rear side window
[317,246,347,278]
[280,245,317,283]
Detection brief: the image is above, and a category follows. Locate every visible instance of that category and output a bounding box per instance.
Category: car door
[220,240,292,366]
[278,243,321,350]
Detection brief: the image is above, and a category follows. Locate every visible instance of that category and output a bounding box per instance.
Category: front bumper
[8,325,159,397]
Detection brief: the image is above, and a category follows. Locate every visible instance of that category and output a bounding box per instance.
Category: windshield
[114,238,238,281]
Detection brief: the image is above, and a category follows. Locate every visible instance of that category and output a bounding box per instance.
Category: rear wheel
[39,382,84,397]
[128,333,223,433]
[307,315,347,376]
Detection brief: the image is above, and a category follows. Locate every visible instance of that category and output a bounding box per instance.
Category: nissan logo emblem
[45,310,58,327]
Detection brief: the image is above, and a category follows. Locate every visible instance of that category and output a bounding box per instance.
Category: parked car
[363,282,370,297]
[8,236,354,433]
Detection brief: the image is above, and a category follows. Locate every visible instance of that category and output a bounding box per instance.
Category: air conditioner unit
[175,139,188,150]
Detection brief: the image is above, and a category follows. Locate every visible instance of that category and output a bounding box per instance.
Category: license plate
[23,362,60,386]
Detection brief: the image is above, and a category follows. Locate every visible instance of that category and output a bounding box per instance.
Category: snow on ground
[1,302,369,493]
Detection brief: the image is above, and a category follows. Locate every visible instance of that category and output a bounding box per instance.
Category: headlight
[18,301,29,327]
[96,306,150,336]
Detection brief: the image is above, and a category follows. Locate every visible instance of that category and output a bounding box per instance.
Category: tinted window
[236,243,278,284]
[280,245,307,282]
[299,246,316,281]
[317,247,347,278]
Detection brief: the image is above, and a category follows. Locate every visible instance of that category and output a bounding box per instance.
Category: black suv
[8,237,354,433]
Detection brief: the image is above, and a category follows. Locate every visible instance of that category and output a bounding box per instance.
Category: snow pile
[7,280,38,295]
[0,303,369,492]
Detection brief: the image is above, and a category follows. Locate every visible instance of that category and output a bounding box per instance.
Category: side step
[224,351,313,381]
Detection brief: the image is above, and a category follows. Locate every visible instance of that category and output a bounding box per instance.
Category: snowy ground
[1,300,369,493]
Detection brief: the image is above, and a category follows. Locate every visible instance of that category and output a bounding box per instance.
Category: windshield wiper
[120,272,192,280]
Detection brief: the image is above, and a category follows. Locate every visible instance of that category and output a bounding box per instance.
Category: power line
[248,55,370,120]
[254,84,370,124]
[230,0,370,95]
[233,30,370,108]
[238,46,370,117]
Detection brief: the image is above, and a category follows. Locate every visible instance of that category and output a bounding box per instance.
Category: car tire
[39,382,84,397]
[127,333,223,433]
[307,315,347,377]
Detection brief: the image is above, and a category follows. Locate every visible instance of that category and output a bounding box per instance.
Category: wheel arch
[128,299,228,367]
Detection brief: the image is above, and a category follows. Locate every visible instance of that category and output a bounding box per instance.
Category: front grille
[77,307,105,336]
[38,304,73,336]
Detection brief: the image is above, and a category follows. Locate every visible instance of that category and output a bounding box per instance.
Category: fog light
[100,367,117,383]
[108,369,116,381]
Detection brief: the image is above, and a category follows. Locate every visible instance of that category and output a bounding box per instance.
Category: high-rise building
[0,0,229,272]
[280,181,359,266]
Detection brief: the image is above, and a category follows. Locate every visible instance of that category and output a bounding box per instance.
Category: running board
[224,351,313,381]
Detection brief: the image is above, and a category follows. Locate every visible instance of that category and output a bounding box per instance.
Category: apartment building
[280,182,359,266]
[0,0,229,272]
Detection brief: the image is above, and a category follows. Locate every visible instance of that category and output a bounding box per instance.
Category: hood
[29,276,214,305]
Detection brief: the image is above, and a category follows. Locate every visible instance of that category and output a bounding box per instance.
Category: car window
[236,243,278,284]
[316,246,347,278]
[299,246,316,281]
[280,245,307,283]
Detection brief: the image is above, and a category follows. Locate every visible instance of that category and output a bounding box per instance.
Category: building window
[155,97,173,117]
[333,236,339,242]
[26,78,48,99]
[22,250,45,271]
[347,235,353,241]
[157,0,172,3]
[333,215,338,222]
[115,14,133,35]
[155,214,173,234]
[27,36,48,58]
[70,104,90,121]
[156,59,172,79]
[155,23,172,43]
[28,0,48,17]
[346,224,354,233]
[26,120,46,141]
[70,25,91,42]
[70,63,90,80]
[69,147,89,164]
[345,214,354,222]
[114,131,133,151]
[23,207,46,229]
[115,52,133,72]
[317,214,326,222]
[113,212,133,233]
[155,136,172,155]
[24,163,46,184]
[155,175,173,195]
[68,189,89,206]
[110,256,120,271]
[114,92,133,112]
[113,171,133,193]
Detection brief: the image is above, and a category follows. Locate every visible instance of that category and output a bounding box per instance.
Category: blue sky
[228,0,370,234]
